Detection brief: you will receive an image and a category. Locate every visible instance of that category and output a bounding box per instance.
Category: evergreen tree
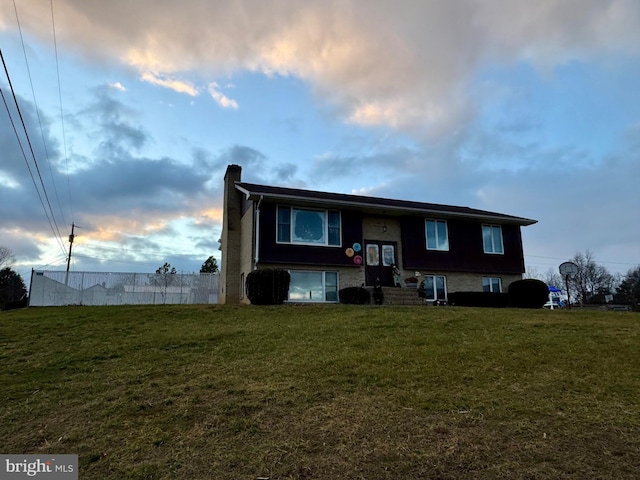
[617,266,640,311]
[0,267,27,310]
[200,256,219,273]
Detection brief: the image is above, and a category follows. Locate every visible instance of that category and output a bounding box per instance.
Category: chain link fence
[29,270,219,306]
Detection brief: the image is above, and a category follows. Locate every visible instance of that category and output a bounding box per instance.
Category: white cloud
[140,72,198,96]
[207,82,238,109]
[108,82,126,91]
[0,171,20,189]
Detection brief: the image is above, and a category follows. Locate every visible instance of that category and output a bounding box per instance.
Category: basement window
[419,275,447,302]
[288,271,339,302]
[482,277,502,293]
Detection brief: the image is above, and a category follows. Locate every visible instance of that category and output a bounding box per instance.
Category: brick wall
[219,165,243,304]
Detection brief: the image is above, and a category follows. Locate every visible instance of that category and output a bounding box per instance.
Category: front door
[364,240,397,287]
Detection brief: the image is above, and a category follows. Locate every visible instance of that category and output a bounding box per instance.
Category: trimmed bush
[448,291,510,308]
[508,279,549,309]
[245,268,291,305]
[339,287,371,305]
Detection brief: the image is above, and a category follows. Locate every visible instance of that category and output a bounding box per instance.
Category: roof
[235,182,537,226]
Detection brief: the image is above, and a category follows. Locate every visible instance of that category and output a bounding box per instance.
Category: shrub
[448,291,510,308]
[339,286,371,305]
[245,269,291,305]
[508,279,549,309]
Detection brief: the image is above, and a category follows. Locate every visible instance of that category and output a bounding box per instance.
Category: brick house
[219,164,536,304]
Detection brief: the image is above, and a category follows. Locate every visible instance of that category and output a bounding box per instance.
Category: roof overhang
[235,183,537,226]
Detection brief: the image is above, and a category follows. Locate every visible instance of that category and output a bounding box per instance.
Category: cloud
[0,87,221,266]
[77,87,150,151]
[108,82,126,91]
[2,0,638,275]
[140,72,198,96]
[207,82,238,109]
[4,0,638,136]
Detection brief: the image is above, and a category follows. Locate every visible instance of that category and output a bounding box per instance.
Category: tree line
[527,250,640,310]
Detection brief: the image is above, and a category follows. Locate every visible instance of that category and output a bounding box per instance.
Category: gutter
[254,195,263,268]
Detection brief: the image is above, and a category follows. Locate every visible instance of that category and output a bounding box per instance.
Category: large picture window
[277,206,341,246]
[288,271,338,302]
[425,220,449,251]
[482,224,504,254]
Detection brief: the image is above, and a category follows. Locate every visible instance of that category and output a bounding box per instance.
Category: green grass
[1,305,639,479]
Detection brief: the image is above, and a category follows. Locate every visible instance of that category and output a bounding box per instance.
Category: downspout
[254,195,263,269]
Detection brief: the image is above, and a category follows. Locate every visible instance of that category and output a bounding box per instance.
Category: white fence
[29,270,219,306]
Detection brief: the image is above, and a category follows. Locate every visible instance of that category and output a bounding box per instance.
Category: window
[482,277,502,293]
[419,275,447,301]
[288,271,338,302]
[425,220,449,251]
[482,224,504,254]
[381,245,395,266]
[277,206,291,243]
[277,206,341,246]
[366,244,379,266]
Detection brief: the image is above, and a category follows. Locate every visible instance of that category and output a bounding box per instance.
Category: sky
[1,0,639,283]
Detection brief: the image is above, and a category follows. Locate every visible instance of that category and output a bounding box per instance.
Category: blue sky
[1,0,639,281]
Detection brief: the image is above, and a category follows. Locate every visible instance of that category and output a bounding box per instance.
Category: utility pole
[65,223,76,285]
[66,223,76,272]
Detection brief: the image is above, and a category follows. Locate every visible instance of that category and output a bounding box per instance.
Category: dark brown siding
[257,202,363,267]
[401,217,525,274]
[257,202,526,274]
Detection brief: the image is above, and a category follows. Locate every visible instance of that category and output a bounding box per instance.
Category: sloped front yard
[1,305,638,479]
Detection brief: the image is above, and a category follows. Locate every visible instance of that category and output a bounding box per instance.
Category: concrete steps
[369,286,426,306]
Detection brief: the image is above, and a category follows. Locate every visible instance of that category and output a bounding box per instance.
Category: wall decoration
[345,247,354,257]
[352,243,362,252]
[353,255,363,265]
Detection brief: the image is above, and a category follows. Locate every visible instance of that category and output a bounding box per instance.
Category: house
[219,164,536,304]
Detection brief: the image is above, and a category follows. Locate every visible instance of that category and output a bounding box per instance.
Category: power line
[0,83,67,258]
[50,0,74,224]
[0,48,67,257]
[526,254,637,267]
[12,0,69,231]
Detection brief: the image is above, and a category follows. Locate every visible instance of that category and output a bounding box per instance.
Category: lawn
[1,304,639,479]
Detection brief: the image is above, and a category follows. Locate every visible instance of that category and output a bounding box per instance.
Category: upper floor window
[425,219,449,251]
[482,224,504,254]
[482,277,502,293]
[277,206,341,246]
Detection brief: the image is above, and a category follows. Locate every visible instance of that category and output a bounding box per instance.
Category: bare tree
[523,266,539,280]
[153,262,177,304]
[524,266,563,290]
[542,268,564,291]
[0,246,15,270]
[571,251,616,305]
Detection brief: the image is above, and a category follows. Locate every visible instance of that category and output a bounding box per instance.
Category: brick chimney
[219,164,243,304]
